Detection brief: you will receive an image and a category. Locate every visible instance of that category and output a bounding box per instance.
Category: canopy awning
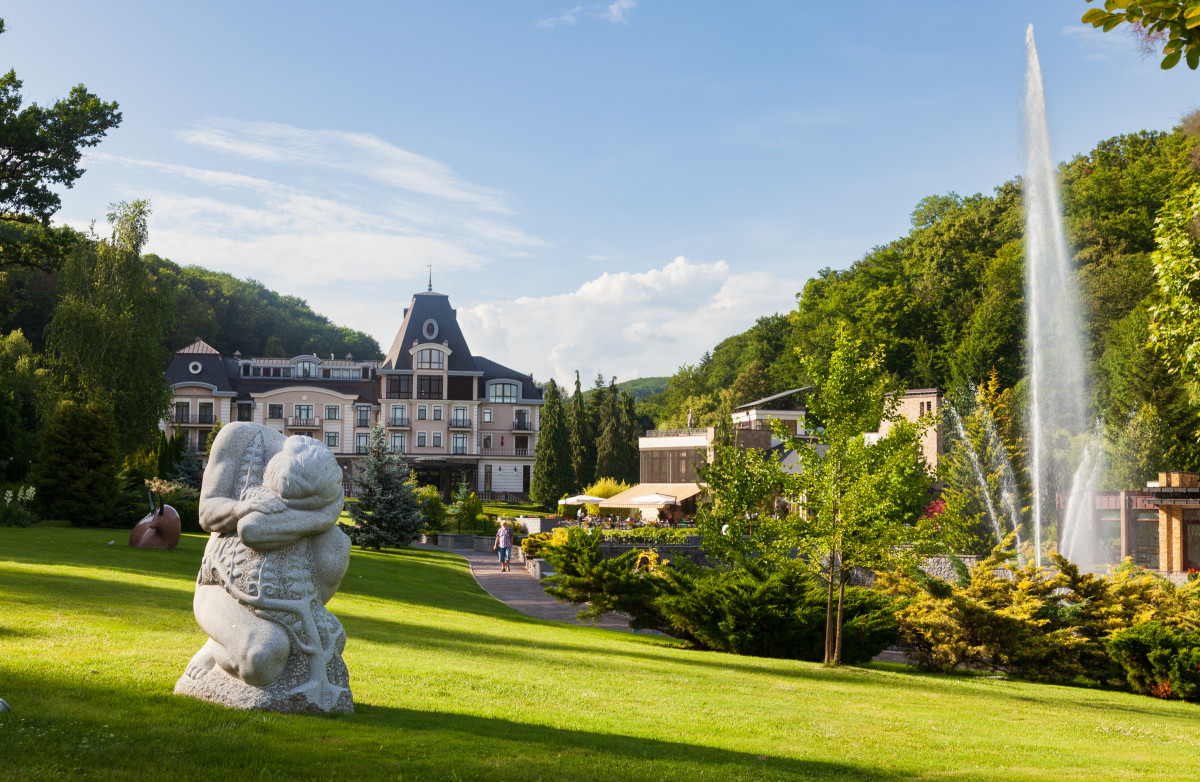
[598,483,705,508]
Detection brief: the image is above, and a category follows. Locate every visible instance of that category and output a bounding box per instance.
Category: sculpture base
[174,650,353,715]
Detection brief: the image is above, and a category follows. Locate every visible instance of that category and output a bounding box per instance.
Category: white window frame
[482,408,492,423]
[432,432,442,448]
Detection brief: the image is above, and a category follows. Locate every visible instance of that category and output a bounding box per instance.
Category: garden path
[415,544,635,632]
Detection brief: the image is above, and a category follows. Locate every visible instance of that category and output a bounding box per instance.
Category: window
[416,348,444,370]
[514,435,528,455]
[417,432,427,447]
[198,402,214,424]
[482,435,492,449]
[295,404,314,420]
[355,433,370,453]
[514,409,529,430]
[417,405,427,420]
[433,405,443,421]
[361,367,370,380]
[297,360,316,378]
[417,375,443,399]
[237,405,252,422]
[325,405,340,420]
[484,464,492,492]
[271,367,280,377]
[391,433,406,453]
[452,406,468,426]
[325,432,339,449]
[281,367,291,378]
[482,408,492,423]
[174,402,189,423]
[390,405,407,426]
[386,375,412,399]
[241,364,250,377]
[432,432,442,448]
[252,367,262,377]
[356,408,370,427]
[452,433,467,454]
[268,404,283,419]
[489,382,518,403]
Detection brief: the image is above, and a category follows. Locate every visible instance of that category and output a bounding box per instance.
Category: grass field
[1,525,1199,781]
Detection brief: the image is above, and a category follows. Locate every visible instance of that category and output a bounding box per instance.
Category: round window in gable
[422,319,438,340]
[188,361,203,375]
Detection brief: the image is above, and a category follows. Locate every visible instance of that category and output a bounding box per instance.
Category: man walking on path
[493,519,513,572]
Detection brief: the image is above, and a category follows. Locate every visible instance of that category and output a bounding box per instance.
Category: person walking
[494,519,513,572]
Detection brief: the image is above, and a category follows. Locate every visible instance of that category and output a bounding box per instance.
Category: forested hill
[0,255,382,359]
[641,119,1200,466]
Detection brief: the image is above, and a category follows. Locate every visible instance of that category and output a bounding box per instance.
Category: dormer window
[488,382,518,403]
[422,319,438,340]
[416,349,444,370]
[297,360,316,378]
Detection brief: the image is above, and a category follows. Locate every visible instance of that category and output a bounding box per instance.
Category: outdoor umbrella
[558,494,607,504]
[627,493,679,505]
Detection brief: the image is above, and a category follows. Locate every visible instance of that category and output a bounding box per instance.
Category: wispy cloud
[601,0,637,25]
[536,5,582,29]
[458,256,798,384]
[537,1,636,30]
[177,119,511,213]
[1059,24,1138,61]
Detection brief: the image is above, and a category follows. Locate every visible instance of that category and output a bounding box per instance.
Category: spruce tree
[594,379,621,480]
[343,423,422,549]
[530,379,574,509]
[32,399,120,525]
[569,371,595,490]
[618,391,642,484]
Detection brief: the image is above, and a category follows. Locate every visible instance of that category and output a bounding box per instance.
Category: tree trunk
[833,566,847,665]
[824,550,836,664]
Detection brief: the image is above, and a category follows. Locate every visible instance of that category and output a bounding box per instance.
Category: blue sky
[5,2,1195,384]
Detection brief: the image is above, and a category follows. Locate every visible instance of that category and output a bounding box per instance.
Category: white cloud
[1059,24,1138,61]
[457,255,798,385]
[537,6,582,29]
[601,0,636,24]
[177,119,511,213]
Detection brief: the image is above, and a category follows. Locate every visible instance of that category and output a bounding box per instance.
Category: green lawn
[1,526,1198,781]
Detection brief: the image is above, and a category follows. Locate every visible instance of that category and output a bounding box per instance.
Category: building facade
[162,290,543,499]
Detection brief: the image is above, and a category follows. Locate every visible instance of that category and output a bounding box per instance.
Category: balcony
[449,417,472,429]
[512,420,533,431]
[173,413,215,426]
[286,416,321,429]
[451,447,468,455]
[480,448,531,458]
[387,415,410,428]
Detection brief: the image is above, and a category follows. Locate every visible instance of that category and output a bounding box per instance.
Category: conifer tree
[569,371,595,489]
[530,379,574,508]
[343,423,422,549]
[617,390,642,484]
[594,378,621,480]
[32,399,120,525]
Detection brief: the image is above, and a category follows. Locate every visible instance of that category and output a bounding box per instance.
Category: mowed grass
[1,528,1198,781]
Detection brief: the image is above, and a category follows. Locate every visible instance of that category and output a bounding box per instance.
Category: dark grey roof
[165,352,236,393]
[382,292,476,372]
[473,355,543,401]
[231,378,379,404]
[735,387,813,411]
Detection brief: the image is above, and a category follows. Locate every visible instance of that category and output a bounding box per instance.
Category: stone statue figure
[175,422,353,713]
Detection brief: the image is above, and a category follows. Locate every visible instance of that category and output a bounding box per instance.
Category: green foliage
[577,476,632,515]
[1082,1,1200,70]
[0,484,38,527]
[568,371,595,490]
[204,419,224,457]
[0,329,45,480]
[31,399,120,525]
[601,527,692,544]
[416,485,446,531]
[170,449,203,491]
[541,527,666,625]
[44,201,172,454]
[0,18,121,269]
[1149,183,1200,409]
[521,530,555,559]
[1107,621,1200,700]
[454,491,485,534]
[878,543,1200,683]
[530,379,574,509]
[694,439,785,565]
[343,424,422,549]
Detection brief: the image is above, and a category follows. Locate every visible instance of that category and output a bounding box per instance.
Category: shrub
[522,531,555,559]
[1107,622,1200,701]
[0,485,38,527]
[602,527,692,545]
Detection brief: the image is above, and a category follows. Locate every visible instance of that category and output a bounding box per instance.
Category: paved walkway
[417,544,634,632]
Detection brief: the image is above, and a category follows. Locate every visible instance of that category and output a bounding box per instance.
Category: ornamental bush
[0,484,38,527]
[1107,622,1200,701]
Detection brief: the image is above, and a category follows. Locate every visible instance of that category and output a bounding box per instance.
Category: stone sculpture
[175,422,353,713]
[128,492,181,550]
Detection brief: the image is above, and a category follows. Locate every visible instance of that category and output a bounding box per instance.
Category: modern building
[162,289,543,499]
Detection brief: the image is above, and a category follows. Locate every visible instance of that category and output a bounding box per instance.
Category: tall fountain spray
[1023,26,1095,566]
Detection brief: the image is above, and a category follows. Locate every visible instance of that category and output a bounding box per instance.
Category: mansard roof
[164,351,237,393]
[381,292,476,372]
[473,355,543,402]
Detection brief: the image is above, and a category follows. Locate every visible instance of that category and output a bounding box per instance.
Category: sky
[4,2,1196,385]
